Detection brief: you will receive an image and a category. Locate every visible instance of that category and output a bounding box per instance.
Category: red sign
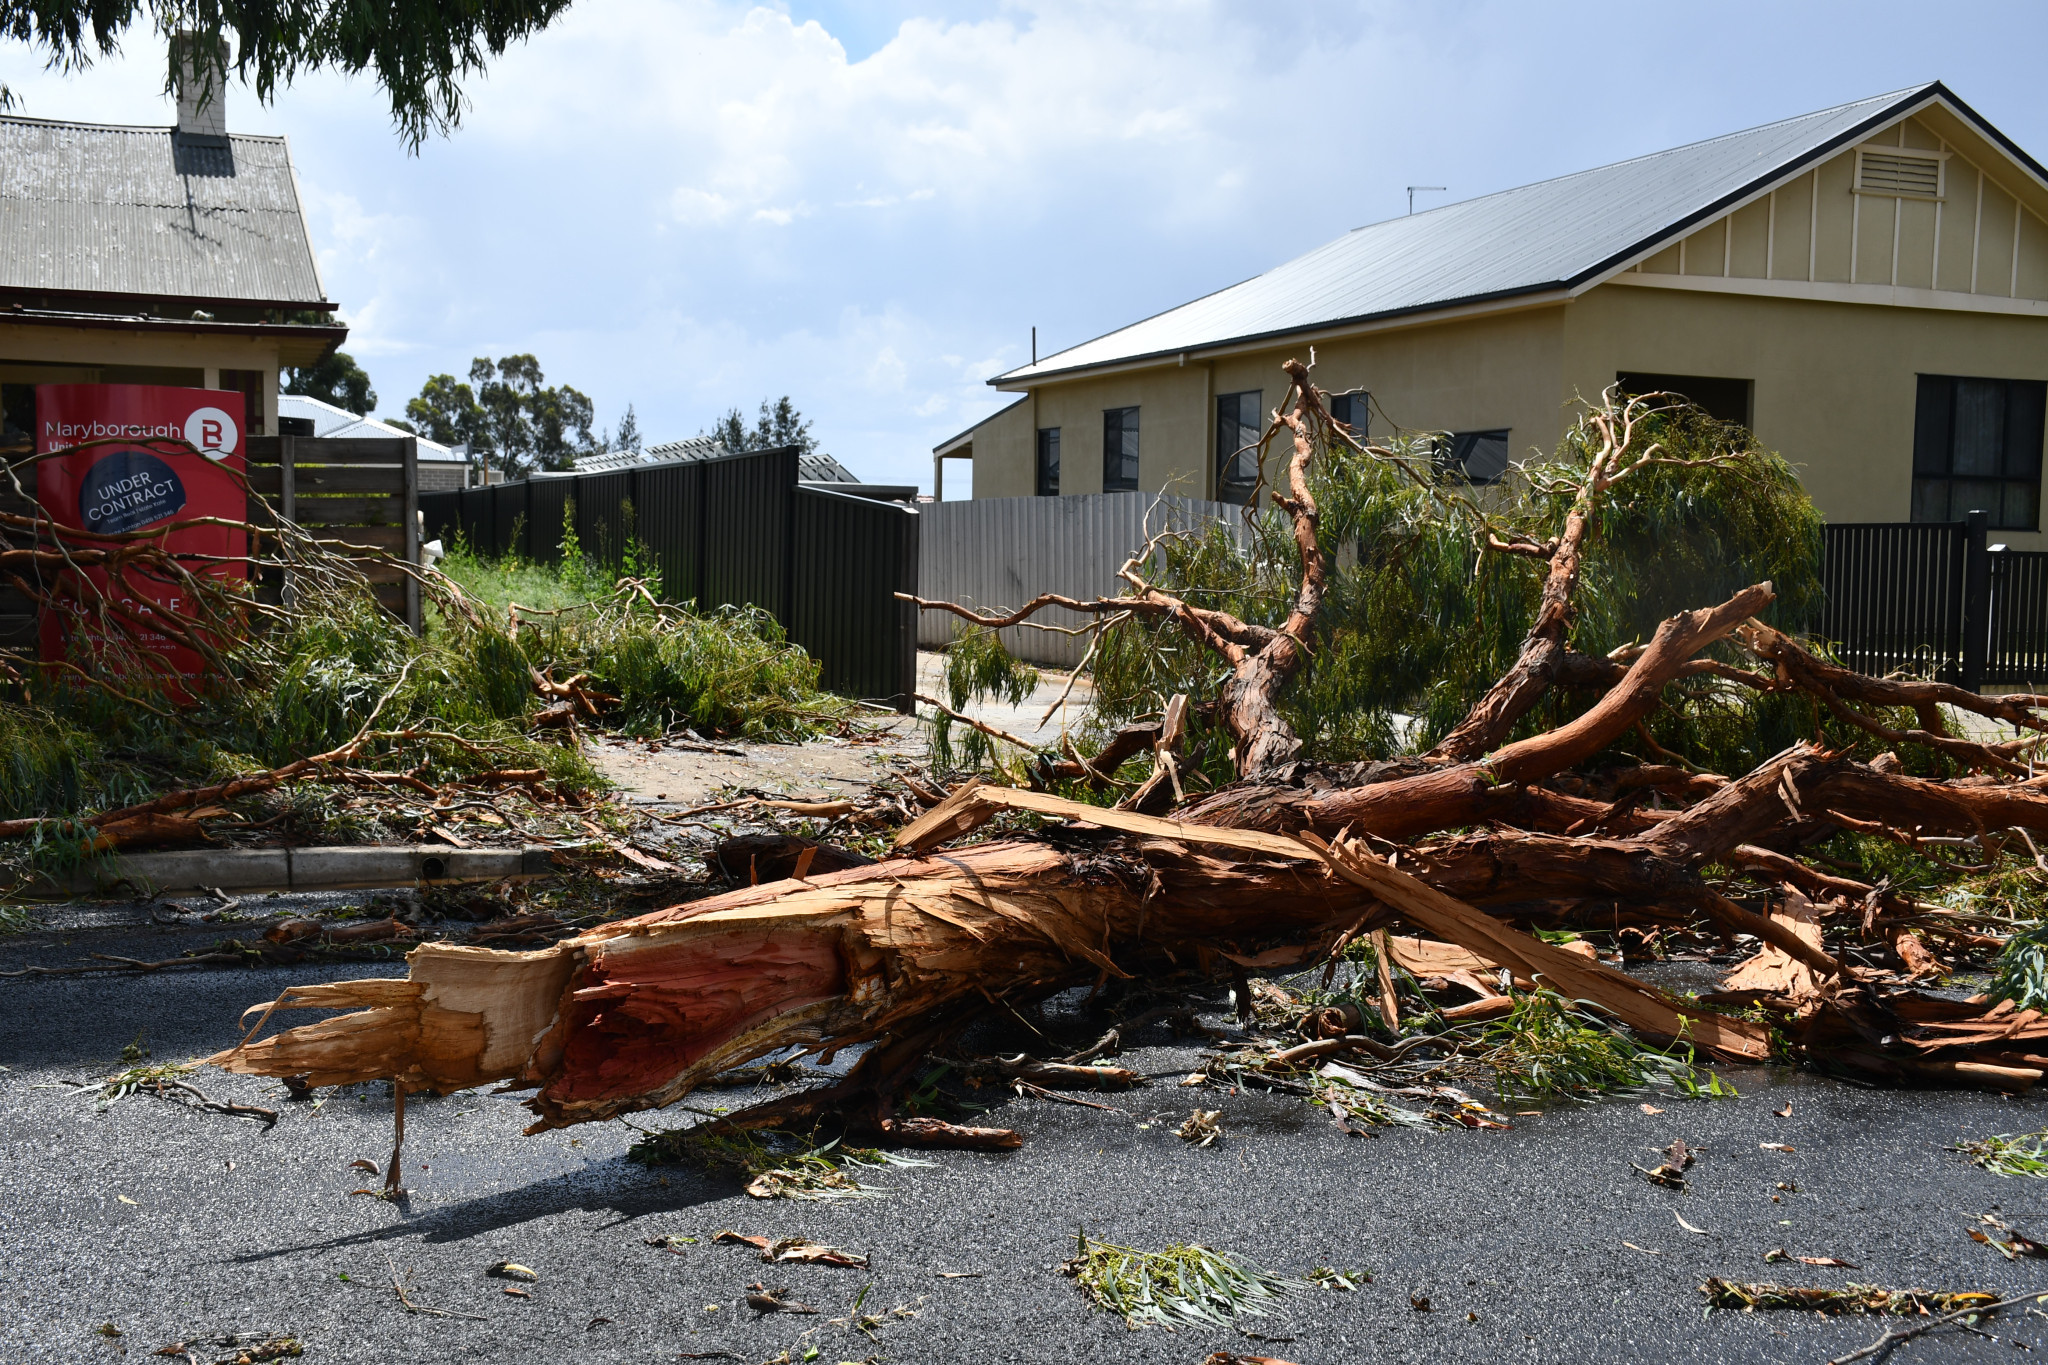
[35,384,248,689]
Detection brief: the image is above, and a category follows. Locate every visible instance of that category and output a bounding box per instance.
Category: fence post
[402,437,420,636]
[1963,508,1991,692]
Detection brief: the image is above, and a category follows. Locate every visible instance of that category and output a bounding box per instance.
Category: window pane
[1451,430,1511,484]
[2004,480,2039,532]
[1912,375,1952,476]
[1036,427,1060,497]
[1330,392,1370,439]
[1951,479,2001,520]
[2007,381,2046,481]
[1216,391,1259,503]
[1104,407,1138,492]
[1953,378,2006,477]
[1911,477,1951,523]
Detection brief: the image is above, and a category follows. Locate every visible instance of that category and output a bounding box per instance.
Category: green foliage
[1061,1230,1302,1331]
[436,533,585,615]
[713,396,818,457]
[0,536,847,841]
[1088,398,1828,776]
[926,626,1039,772]
[1,0,576,149]
[1992,924,2048,1013]
[405,355,610,477]
[1477,989,1735,1103]
[283,349,376,415]
[438,539,849,742]
[1954,1127,2048,1178]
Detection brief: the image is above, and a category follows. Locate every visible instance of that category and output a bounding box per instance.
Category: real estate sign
[34,384,248,687]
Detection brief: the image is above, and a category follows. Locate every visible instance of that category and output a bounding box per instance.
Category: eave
[0,307,346,366]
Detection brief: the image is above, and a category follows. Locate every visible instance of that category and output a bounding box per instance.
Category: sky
[5,1,2047,494]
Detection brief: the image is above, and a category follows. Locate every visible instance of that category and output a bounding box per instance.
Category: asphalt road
[5,905,2048,1365]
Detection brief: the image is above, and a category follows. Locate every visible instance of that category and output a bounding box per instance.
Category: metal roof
[997,83,1969,385]
[601,437,863,484]
[0,115,326,306]
[275,394,462,462]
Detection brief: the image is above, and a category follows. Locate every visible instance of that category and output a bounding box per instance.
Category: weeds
[0,520,853,855]
[1060,1229,1301,1331]
[1954,1127,2048,1178]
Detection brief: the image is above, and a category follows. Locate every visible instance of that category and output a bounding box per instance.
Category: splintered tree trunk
[213,780,1825,1132]
[213,837,1383,1131]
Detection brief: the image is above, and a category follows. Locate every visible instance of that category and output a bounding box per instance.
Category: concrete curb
[59,844,558,897]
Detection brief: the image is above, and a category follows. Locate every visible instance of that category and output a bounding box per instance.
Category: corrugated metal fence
[917,492,1250,667]
[420,447,918,708]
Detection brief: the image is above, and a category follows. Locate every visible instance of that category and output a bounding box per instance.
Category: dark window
[1329,392,1370,437]
[1103,406,1139,492]
[1912,374,2046,531]
[1216,390,1261,504]
[1438,429,1512,485]
[1616,371,1752,427]
[1035,427,1060,497]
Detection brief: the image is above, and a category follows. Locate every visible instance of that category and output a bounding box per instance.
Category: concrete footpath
[3,909,2047,1364]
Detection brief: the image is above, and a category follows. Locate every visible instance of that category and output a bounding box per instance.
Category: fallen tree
[209,370,2048,1143]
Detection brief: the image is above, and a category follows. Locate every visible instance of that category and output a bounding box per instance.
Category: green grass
[436,540,589,615]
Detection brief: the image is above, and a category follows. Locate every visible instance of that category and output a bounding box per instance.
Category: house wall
[1566,282,2048,545]
[977,306,1570,500]
[0,322,285,436]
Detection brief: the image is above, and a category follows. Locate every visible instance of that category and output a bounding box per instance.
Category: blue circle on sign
[80,450,188,534]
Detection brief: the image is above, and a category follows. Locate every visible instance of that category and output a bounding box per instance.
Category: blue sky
[6,1,2046,492]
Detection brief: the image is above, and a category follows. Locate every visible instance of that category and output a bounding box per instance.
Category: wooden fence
[246,435,420,632]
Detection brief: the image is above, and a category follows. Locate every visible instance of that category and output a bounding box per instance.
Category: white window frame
[1853,146,1948,201]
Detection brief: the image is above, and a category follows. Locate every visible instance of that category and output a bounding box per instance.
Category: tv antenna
[1407,186,1446,216]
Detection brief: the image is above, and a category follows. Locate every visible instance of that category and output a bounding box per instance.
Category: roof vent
[173,31,230,144]
[1856,149,1942,199]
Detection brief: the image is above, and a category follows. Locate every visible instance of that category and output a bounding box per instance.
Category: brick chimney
[173,31,230,142]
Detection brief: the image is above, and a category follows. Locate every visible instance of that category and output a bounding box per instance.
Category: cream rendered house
[939,83,2048,547]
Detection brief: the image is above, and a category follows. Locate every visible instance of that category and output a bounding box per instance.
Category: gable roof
[275,394,463,463]
[0,115,327,307]
[997,82,2040,386]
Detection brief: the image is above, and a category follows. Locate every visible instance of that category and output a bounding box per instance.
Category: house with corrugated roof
[275,393,471,490]
[0,58,342,450]
[939,83,2048,547]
